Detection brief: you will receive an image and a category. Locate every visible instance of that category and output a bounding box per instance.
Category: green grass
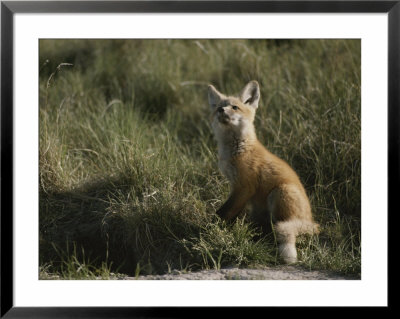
[39,39,361,278]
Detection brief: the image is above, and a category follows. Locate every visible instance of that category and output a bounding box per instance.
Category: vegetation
[39,39,361,279]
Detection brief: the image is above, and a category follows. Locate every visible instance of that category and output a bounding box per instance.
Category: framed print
[1,0,396,316]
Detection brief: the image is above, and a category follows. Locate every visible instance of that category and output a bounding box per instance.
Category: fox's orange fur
[208,81,319,263]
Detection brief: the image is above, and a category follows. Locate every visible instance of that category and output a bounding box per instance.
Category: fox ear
[240,81,260,109]
[208,85,224,108]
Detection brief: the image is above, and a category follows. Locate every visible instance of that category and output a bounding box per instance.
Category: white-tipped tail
[274,219,319,264]
[278,243,297,264]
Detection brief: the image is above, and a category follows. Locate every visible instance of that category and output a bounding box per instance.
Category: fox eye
[232,105,239,110]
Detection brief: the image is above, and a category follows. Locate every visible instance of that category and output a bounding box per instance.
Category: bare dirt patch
[123,266,359,280]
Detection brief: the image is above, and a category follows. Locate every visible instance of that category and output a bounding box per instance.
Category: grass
[39,39,361,279]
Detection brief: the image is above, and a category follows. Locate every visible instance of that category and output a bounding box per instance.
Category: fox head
[208,81,260,141]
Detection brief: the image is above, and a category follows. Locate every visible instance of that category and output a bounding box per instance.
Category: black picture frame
[1,1,395,317]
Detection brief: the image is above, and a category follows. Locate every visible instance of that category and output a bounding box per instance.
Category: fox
[208,80,319,264]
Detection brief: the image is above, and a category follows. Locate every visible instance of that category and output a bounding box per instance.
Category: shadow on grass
[39,175,202,276]
[40,177,129,275]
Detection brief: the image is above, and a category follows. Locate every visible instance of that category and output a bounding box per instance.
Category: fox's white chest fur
[215,132,254,183]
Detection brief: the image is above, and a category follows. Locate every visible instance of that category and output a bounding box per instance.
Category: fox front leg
[216,189,252,221]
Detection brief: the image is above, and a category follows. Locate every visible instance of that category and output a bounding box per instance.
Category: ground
[126,265,358,280]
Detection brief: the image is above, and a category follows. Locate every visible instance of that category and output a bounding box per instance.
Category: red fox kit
[208,81,319,263]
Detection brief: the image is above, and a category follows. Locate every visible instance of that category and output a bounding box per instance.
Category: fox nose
[217,107,224,113]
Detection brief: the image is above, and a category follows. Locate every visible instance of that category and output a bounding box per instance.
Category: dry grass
[39,39,361,278]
